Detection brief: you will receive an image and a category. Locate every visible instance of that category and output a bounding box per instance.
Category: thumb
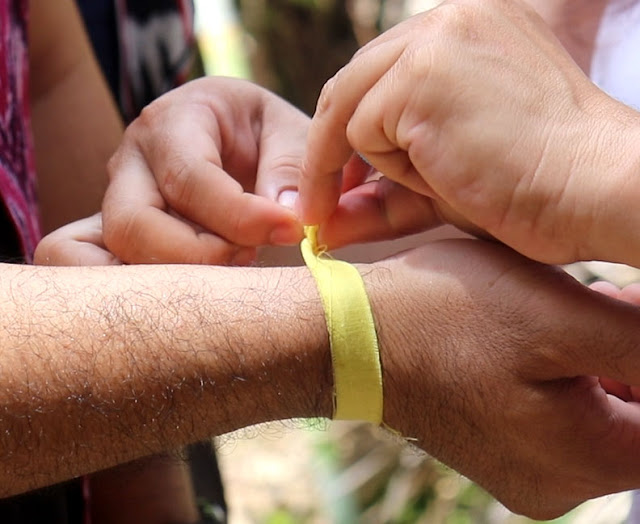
[35,214,122,267]
[536,277,640,387]
[317,178,444,248]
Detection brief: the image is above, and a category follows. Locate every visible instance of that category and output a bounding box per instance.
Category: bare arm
[17,231,640,518]
[29,0,124,233]
[0,262,331,496]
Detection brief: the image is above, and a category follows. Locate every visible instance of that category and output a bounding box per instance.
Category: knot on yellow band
[301,225,383,424]
[303,225,327,257]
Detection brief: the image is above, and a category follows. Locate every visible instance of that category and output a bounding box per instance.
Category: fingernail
[270,222,303,246]
[278,189,298,210]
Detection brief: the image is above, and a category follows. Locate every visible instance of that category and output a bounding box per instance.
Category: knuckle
[102,209,136,263]
[137,98,164,127]
[161,157,194,207]
[315,69,343,116]
[344,118,363,152]
[226,195,250,241]
[417,1,479,39]
[105,151,122,182]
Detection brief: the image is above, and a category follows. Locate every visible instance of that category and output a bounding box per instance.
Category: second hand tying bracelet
[300,225,383,424]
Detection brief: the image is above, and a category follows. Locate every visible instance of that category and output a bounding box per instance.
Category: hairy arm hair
[0,263,331,497]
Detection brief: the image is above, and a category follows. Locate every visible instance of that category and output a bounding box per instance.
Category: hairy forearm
[0,263,331,496]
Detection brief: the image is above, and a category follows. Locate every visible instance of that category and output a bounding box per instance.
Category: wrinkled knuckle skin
[101,217,119,260]
[345,119,364,153]
[316,72,341,117]
[102,212,132,263]
[423,1,479,36]
[105,152,121,182]
[161,159,193,208]
[137,98,165,128]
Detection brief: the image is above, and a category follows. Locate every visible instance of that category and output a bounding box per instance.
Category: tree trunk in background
[236,0,360,115]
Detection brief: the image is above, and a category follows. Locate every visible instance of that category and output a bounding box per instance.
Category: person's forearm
[29,0,124,233]
[0,263,331,497]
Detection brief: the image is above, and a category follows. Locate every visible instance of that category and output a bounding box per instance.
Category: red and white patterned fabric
[0,0,40,261]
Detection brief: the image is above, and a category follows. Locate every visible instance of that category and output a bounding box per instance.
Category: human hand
[589,280,640,403]
[300,0,640,266]
[103,77,308,265]
[34,213,121,266]
[368,239,640,518]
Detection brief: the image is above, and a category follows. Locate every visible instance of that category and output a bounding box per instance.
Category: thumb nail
[278,189,298,210]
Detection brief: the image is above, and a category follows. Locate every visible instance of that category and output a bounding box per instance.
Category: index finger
[103,147,256,265]
[298,39,407,225]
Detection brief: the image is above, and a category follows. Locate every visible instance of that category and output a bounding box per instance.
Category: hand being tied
[370,239,640,519]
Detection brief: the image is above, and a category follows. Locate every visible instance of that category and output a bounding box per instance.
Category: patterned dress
[76,0,197,123]
[0,0,40,262]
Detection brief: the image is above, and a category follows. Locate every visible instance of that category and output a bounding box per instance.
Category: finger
[541,282,640,386]
[299,38,408,225]
[34,214,121,267]
[341,153,375,193]
[599,377,632,401]
[341,46,451,202]
[345,151,437,199]
[51,240,121,267]
[598,397,640,486]
[103,149,256,265]
[318,178,442,248]
[619,283,640,305]
[253,91,309,206]
[588,281,621,298]
[137,115,302,248]
[588,282,640,400]
[251,97,311,242]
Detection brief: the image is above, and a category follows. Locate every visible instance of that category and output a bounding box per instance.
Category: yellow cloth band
[301,225,383,424]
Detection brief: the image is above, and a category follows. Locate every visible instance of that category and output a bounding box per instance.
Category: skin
[0,251,330,497]
[36,215,200,524]
[298,0,640,269]
[32,223,640,521]
[102,77,308,265]
[29,0,123,234]
[590,281,640,403]
[27,1,196,520]
[28,0,640,519]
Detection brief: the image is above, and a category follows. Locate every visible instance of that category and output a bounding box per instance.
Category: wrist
[242,265,333,423]
[358,258,425,437]
[192,265,333,435]
[580,101,640,265]
[283,266,334,420]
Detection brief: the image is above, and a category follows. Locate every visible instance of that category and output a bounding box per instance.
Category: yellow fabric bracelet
[300,225,383,424]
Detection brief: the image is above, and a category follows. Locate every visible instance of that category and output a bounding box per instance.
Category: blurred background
[185,1,636,523]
